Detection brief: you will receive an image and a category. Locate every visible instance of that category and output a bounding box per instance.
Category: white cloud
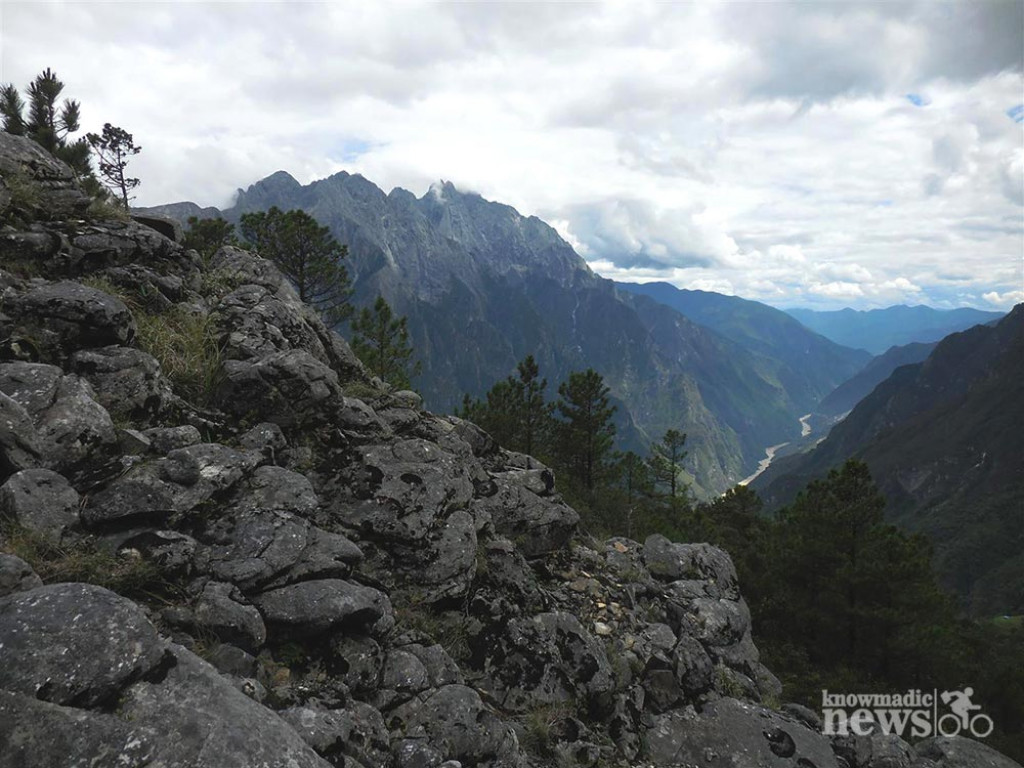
[1,0,1020,310]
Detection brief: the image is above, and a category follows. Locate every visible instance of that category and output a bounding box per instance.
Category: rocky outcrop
[2,133,1018,768]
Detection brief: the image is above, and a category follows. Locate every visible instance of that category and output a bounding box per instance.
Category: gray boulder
[0,553,43,597]
[643,535,740,599]
[118,643,332,768]
[281,702,391,768]
[6,281,135,362]
[0,362,117,472]
[0,132,90,218]
[343,439,477,541]
[0,468,79,541]
[70,345,170,420]
[217,283,331,363]
[914,737,1021,768]
[234,464,320,516]
[487,611,614,713]
[193,580,267,653]
[83,442,257,528]
[0,391,42,479]
[644,697,840,767]
[472,478,578,558]
[197,508,362,591]
[329,634,385,695]
[143,424,202,454]
[389,684,525,768]
[131,213,183,242]
[0,583,167,707]
[217,349,346,428]
[254,578,392,637]
[0,689,157,768]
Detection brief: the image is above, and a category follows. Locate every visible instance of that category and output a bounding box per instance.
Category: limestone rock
[0,468,79,541]
[914,737,1021,768]
[193,581,267,653]
[117,643,332,768]
[0,553,43,597]
[0,583,167,707]
[0,689,157,768]
[0,133,90,218]
[70,345,170,420]
[281,702,391,768]
[6,282,135,362]
[0,391,42,479]
[254,578,392,637]
[389,684,525,768]
[644,697,840,767]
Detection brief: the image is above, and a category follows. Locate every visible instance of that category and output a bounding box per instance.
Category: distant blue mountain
[785,304,1004,354]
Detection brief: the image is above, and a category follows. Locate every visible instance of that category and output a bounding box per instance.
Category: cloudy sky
[3,1,1022,310]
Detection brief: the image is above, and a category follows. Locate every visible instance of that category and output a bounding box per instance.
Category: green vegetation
[648,428,690,512]
[239,206,351,323]
[459,358,700,536]
[457,354,553,456]
[183,216,237,264]
[706,462,1024,758]
[134,307,224,407]
[1,68,91,176]
[86,123,141,209]
[518,700,578,760]
[350,295,421,390]
[86,196,131,223]
[554,368,617,498]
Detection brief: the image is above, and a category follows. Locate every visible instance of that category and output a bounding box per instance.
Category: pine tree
[515,355,554,458]
[86,124,141,209]
[239,207,352,323]
[183,216,237,262]
[350,296,420,390]
[0,68,91,176]
[648,429,689,511]
[554,368,617,494]
[616,450,653,538]
[455,355,554,458]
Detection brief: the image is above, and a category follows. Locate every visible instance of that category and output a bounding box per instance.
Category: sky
[2,1,1022,311]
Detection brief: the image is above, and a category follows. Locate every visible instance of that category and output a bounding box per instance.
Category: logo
[821,688,993,739]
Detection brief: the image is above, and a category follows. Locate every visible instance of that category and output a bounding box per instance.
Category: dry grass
[1,522,172,601]
[82,277,226,407]
[133,307,225,406]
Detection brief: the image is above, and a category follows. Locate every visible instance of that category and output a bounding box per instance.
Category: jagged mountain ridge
[143,171,863,495]
[754,306,1024,615]
[786,304,1005,354]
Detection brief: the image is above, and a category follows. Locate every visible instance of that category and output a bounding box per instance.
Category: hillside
[816,341,937,417]
[786,304,1004,354]
[139,173,850,496]
[755,307,1024,615]
[616,281,871,409]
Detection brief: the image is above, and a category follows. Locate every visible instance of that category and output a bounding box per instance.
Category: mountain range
[141,172,872,497]
[755,305,1024,615]
[786,304,1004,354]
